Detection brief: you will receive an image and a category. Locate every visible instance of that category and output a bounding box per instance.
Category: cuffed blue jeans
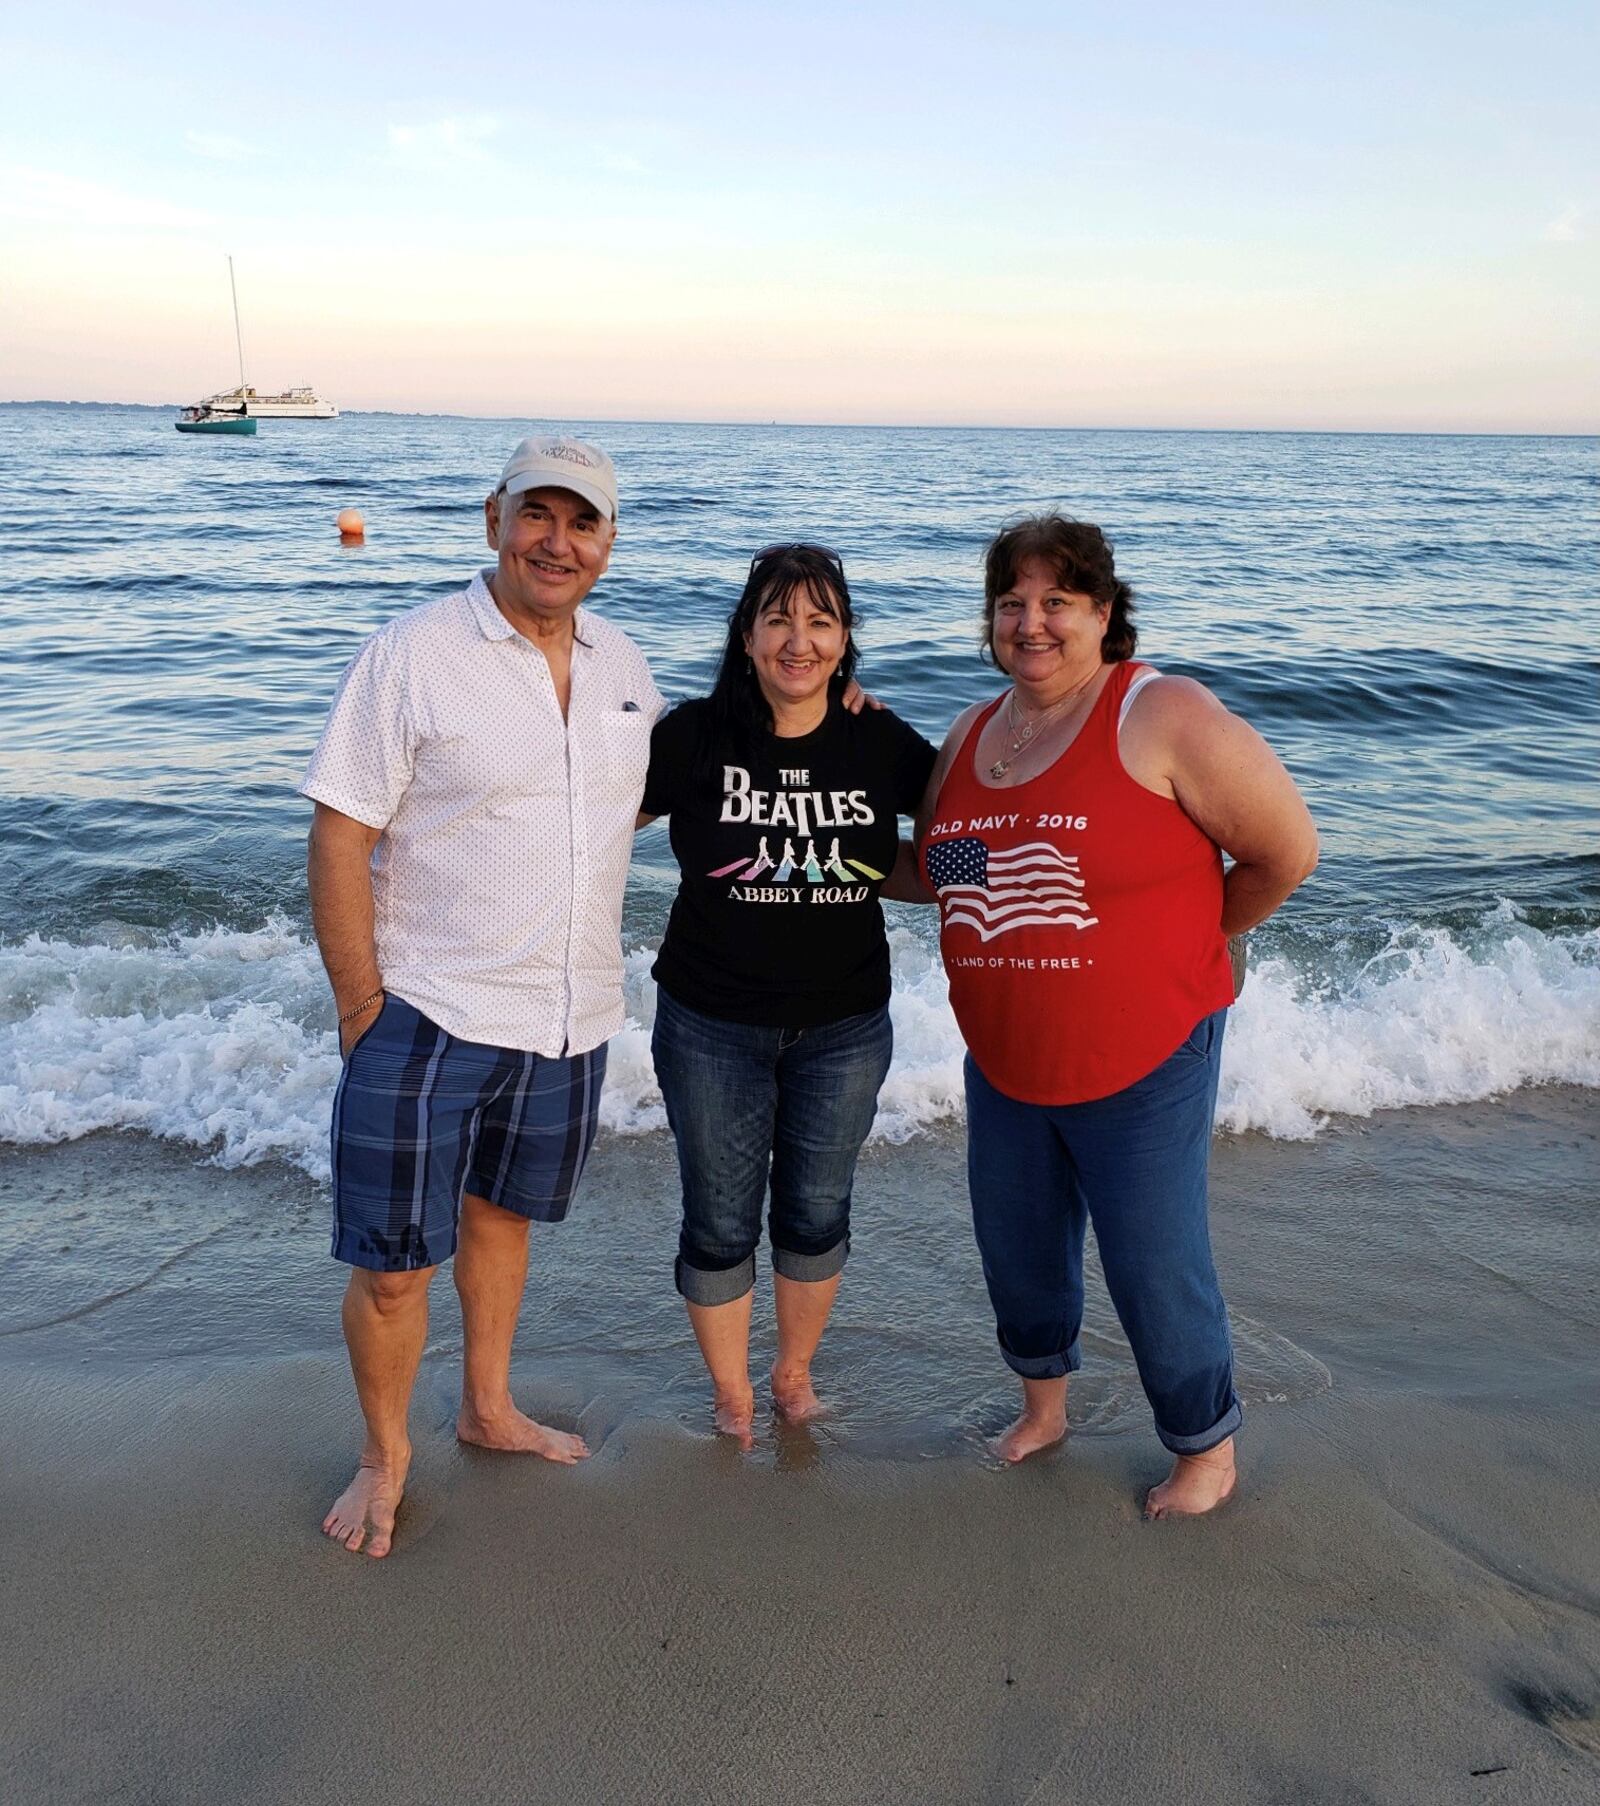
[964,1010,1242,1456]
[651,987,894,1307]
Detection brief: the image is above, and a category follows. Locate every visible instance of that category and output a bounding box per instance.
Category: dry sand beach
[4,1088,1597,1806]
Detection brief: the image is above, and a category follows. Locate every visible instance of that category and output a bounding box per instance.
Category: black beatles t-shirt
[641,697,937,1027]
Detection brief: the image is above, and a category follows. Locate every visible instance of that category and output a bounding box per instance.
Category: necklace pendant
[989,758,1009,780]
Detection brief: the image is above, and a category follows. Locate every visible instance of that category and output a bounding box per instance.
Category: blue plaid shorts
[330,994,607,1272]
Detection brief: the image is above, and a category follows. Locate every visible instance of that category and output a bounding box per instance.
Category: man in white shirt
[301,434,662,1558]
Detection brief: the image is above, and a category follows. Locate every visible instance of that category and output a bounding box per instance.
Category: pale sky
[1,0,1595,430]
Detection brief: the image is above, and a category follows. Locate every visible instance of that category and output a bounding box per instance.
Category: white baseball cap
[496,434,618,521]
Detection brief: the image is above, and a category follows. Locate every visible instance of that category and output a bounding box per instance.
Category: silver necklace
[988,674,1099,780]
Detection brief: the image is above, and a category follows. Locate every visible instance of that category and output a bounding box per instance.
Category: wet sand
[3,1088,1598,1804]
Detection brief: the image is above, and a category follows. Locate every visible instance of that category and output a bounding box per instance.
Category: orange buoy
[336,507,366,544]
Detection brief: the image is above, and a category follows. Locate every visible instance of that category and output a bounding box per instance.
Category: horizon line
[1,398,1595,439]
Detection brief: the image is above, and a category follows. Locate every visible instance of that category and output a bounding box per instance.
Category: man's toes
[367,1526,393,1558]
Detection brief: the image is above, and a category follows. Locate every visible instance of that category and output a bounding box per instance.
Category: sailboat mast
[227,255,247,391]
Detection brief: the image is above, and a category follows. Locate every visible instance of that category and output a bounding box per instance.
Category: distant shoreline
[1,398,1594,439]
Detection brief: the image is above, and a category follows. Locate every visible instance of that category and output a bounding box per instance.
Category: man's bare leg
[684,1291,756,1449]
[771,1270,842,1421]
[323,1265,435,1558]
[1145,1437,1237,1519]
[992,1373,1069,1463]
[454,1191,588,1461]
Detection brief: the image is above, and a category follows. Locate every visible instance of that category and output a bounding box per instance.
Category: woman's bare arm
[1125,678,1318,936]
[913,700,988,849]
[880,837,933,903]
[889,701,991,907]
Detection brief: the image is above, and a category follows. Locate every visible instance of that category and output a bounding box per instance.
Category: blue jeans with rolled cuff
[963,1009,1242,1456]
[651,986,894,1307]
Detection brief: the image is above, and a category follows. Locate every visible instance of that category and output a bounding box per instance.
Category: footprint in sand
[1505,1682,1600,1760]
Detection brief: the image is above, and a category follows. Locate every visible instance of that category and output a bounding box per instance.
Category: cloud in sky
[183,130,263,162]
[3,7,1596,429]
[385,116,501,172]
[0,165,211,230]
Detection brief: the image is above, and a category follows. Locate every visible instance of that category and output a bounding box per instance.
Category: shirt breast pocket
[596,710,653,803]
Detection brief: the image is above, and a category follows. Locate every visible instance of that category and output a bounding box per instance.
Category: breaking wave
[0,905,1595,1183]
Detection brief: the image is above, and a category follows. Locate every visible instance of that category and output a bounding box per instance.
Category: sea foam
[0,908,1594,1183]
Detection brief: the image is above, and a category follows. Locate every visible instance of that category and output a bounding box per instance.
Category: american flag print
[926,836,1098,943]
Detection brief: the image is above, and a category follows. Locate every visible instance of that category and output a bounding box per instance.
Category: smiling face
[991,556,1111,697]
[484,484,615,625]
[743,581,850,716]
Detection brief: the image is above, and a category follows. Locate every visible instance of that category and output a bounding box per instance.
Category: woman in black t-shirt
[638,544,935,1446]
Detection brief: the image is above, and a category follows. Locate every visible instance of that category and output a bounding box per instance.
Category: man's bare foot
[770,1363,828,1423]
[712,1385,756,1451]
[991,1408,1068,1464]
[456,1402,589,1462]
[322,1450,410,1558]
[1144,1440,1237,1519]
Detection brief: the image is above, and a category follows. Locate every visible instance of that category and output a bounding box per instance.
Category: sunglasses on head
[749,542,844,573]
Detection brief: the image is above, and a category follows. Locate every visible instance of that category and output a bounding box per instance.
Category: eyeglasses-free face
[742,581,851,712]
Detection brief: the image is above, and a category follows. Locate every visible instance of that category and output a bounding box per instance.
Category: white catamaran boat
[178,256,339,428]
[200,383,338,419]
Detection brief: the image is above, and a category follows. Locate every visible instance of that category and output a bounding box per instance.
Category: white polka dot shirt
[301,569,664,1055]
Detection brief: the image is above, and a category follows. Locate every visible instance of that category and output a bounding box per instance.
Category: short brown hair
[982,515,1137,664]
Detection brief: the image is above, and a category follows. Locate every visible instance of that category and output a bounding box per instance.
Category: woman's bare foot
[991,1373,1068,1463]
[456,1402,589,1462]
[712,1384,756,1451]
[323,1449,410,1558]
[770,1362,827,1423]
[1144,1439,1237,1519]
[991,1408,1067,1463]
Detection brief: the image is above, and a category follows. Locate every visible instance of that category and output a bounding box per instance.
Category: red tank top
[923,661,1235,1105]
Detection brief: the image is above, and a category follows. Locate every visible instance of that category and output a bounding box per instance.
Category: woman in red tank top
[917,515,1318,1517]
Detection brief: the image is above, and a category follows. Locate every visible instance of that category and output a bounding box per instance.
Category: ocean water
[1,403,1596,1181]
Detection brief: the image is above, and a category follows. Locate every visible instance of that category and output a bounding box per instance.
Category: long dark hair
[703,543,859,764]
[981,515,1137,664]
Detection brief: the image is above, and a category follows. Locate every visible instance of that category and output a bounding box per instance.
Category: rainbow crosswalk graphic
[708,837,886,884]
